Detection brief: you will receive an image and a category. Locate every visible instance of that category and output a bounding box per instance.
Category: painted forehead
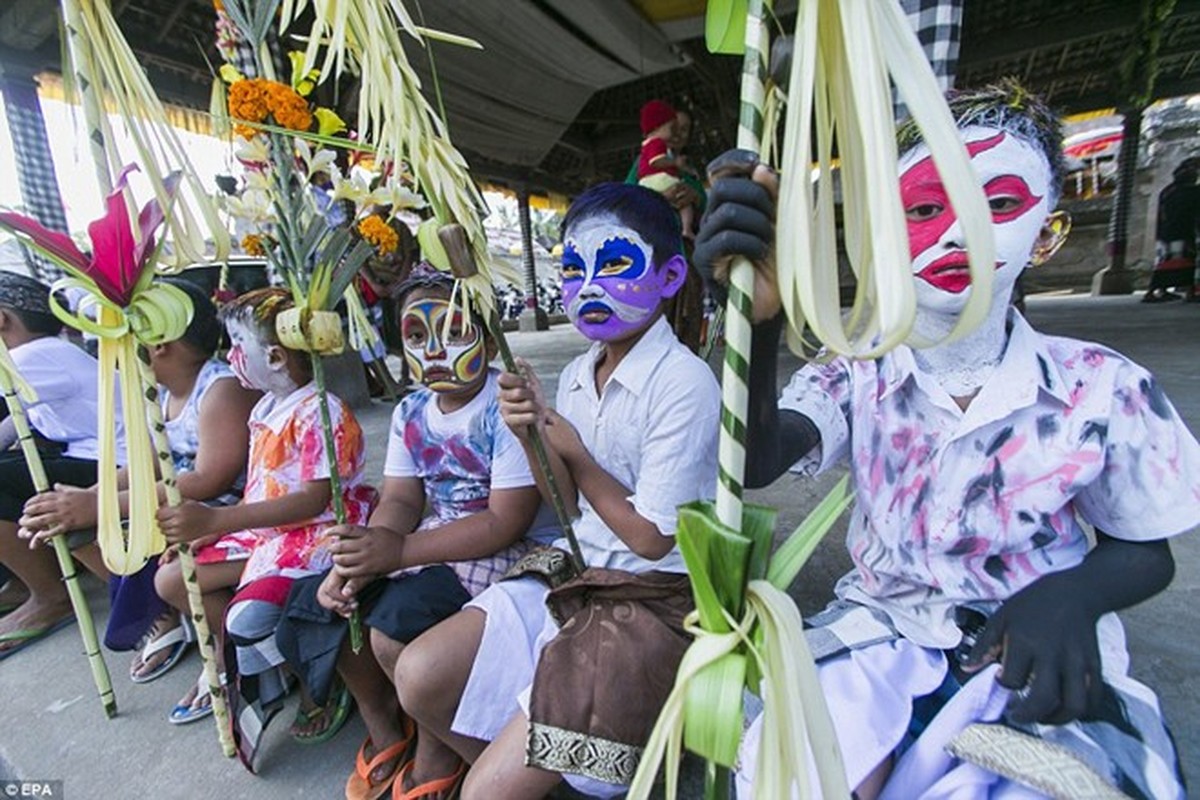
[898,125,1052,191]
[562,213,654,264]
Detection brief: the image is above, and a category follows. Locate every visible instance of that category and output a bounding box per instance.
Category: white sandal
[130,614,195,684]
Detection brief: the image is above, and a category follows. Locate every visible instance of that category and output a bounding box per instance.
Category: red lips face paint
[898,126,1052,312]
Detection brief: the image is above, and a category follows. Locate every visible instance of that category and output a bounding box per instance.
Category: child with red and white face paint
[155,288,373,763]
[695,83,1198,799]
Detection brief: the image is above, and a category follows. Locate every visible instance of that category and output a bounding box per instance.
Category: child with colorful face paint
[273,264,559,798]
[154,288,373,759]
[695,83,1200,799]
[391,183,721,799]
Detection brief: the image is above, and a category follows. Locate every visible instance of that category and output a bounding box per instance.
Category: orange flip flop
[345,717,416,800]
[391,759,466,800]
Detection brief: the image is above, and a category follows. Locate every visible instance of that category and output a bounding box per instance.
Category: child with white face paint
[393,184,720,799]
[695,83,1198,799]
[274,264,560,798]
[155,288,374,761]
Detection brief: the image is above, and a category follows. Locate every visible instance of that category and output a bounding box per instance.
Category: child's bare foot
[0,595,73,658]
[168,671,215,724]
[0,580,30,612]
[395,757,465,800]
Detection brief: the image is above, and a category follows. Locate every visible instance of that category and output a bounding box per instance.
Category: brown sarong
[522,566,694,786]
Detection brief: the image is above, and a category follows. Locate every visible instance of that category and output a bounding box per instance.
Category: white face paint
[899,125,1052,319]
[225,319,298,397]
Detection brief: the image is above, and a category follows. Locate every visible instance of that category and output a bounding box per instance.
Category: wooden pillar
[1093,107,1142,295]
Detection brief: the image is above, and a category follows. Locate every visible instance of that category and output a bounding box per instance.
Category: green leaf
[706,0,747,55]
[327,240,374,307]
[682,652,746,767]
[676,503,750,634]
[766,476,853,591]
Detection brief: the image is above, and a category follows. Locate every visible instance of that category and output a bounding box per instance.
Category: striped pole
[134,346,235,756]
[716,0,769,533]
[707,4,769,797]
[0,342,115,717]
[60,0,113,194]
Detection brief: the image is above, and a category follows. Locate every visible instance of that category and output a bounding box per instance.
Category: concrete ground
[0,292,1197,798]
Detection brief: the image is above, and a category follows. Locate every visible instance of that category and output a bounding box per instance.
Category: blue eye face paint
[560,213,684,342]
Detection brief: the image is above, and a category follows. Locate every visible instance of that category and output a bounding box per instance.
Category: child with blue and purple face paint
[391,183,721,799]
[696,82,1200,800]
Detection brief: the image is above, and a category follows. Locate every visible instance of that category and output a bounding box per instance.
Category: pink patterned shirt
[780,312,1200,648]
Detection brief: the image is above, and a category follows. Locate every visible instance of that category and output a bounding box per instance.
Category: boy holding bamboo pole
[696,82,1198,800]
[392,183,720,799]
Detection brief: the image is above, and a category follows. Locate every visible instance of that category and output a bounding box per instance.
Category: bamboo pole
[0,341,115,717]
[438,223,586,572]
[134,346,235,756]
[708,2,769,797]
[60,0,113,194]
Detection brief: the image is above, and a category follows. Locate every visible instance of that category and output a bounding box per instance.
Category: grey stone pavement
[1,292,1197,799]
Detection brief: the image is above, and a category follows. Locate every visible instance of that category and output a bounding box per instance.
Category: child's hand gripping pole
[438,223,586,573]
[134,345,236,756]
[0,341,116,718]
[274,306,366,653]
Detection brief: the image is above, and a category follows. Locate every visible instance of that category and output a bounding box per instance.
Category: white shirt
[11,335,126,463]
[555,316,720,573]
[781,312,1200,648]
[385,369,534,491]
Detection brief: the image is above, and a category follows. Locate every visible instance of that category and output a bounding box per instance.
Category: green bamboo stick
[709,2,770,797]
[60,0,113,195]
[133,346,235,756]
[308,352,365,653]
[0,341,115,717]
[485,310,585,573]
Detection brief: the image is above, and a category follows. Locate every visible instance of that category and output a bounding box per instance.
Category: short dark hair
[0,272,62,335]
[161,278,220,356]
[560,182,683,269]
[2,306,62,336]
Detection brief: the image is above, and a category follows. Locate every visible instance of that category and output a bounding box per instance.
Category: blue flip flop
[168,670,218,725]
[0,616,75,662]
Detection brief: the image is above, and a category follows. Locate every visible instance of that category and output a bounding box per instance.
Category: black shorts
[0,451,98,522]
[276,565,470,706]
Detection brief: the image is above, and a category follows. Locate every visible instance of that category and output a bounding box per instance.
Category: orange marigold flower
[358,216,399,255]
[263,81,313,133]
[241,233,267,257]
[228,78,270,139]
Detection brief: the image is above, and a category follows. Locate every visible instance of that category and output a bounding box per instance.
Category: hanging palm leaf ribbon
[58,0,230,267]
[264,0,585,571]
[0,167,190,576]
[0,342,115,718]
[635,2,1002,798]
[775,0,995,358]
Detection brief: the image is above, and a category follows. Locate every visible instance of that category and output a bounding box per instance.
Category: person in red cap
[636,99,695,238]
